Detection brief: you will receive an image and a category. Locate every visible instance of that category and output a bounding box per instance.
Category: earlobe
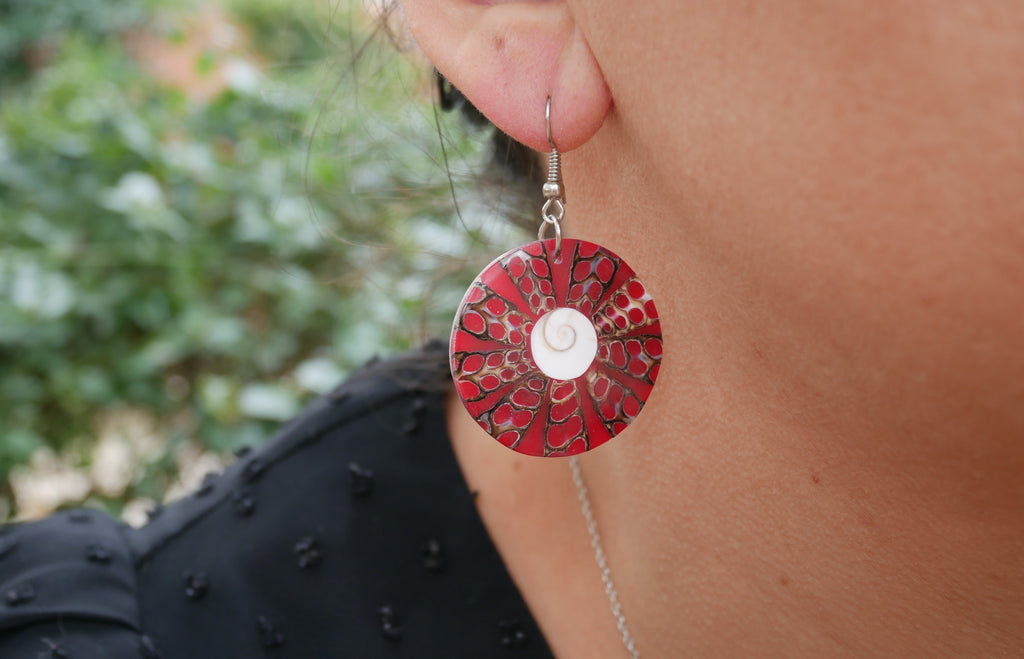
[401,0,611,152]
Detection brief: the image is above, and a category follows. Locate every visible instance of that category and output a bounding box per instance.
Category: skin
[401,1,1024,656]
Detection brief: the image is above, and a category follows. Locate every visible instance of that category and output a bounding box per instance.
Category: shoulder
[129,340,455,564]
[0,508,151,657]
[0,342,552,658]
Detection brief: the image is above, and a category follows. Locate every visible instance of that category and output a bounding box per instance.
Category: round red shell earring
[450,100,663,456]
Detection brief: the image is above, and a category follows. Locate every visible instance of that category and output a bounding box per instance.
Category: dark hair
[366,76,543,384]
[434,70,540,185]
[367,4,540,220]
[433,69,542,229]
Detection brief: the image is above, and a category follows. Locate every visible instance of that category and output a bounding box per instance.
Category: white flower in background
[103,171,165,213]
[238,383,299,421]
[199,375,236,419]
[272,195,321,248]
[91,433,134,498]
[295,357,345,395]
[103,172,190,239]
[234,197,272,242]
[255,159,285,198]
[90,408,164,498]
[224,57,262,94]
[409,219,469,257]
[164,141,216,179]
[10,261,75,319]
[164,441,227,503]
[10,448,91,520]
[121,497,157,529]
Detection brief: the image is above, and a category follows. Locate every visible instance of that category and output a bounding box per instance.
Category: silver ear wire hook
[545,97,557,152]
[539,97,565,259]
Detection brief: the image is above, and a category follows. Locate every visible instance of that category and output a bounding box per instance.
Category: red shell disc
[450,239,662,456]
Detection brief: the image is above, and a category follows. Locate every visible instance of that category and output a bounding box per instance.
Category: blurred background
[0,0,525,521]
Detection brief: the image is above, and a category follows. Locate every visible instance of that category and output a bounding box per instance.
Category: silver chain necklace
[569,455,640,659]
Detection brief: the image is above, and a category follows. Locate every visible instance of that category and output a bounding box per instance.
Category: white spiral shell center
[529,307,598,381]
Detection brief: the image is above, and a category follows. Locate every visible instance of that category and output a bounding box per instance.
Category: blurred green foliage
[0,0,152,88]
[0,0,518,515]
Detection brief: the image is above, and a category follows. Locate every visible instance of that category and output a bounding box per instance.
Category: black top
[0,343,555,658]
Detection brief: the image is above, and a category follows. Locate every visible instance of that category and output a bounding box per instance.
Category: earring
[450,99,663,457]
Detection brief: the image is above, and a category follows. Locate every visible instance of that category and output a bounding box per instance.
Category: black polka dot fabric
[0,343,554,658]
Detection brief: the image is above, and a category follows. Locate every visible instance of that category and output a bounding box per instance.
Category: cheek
[701,89,1024,444]
[598,2,1024,436]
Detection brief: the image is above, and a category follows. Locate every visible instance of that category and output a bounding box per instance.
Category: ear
[400,0,611,153]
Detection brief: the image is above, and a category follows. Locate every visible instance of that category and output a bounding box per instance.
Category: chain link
[569,456,639,659]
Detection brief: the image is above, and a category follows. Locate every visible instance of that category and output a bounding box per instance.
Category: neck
[577,377,1024,656]
[558,124,1024,656]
